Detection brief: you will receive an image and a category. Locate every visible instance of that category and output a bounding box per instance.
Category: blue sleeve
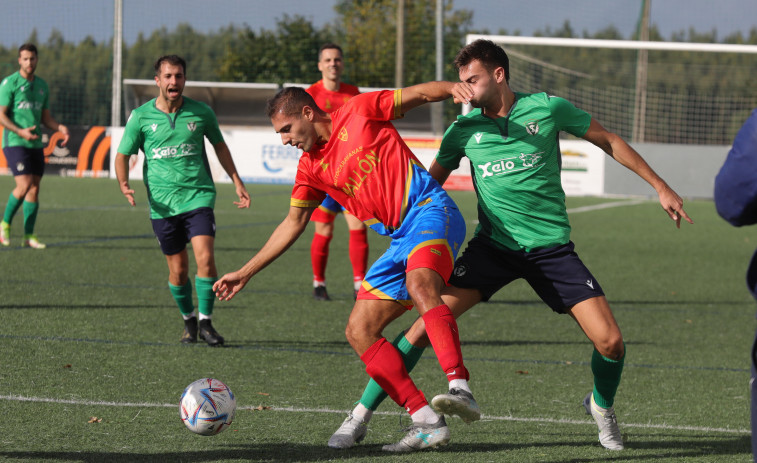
[714,109,757,227]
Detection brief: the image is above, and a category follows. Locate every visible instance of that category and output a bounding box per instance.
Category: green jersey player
[115,55,250,346]
[0,43,70,249]
[328,39,692,452]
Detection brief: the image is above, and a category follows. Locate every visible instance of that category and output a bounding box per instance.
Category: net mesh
[492,38,757,145]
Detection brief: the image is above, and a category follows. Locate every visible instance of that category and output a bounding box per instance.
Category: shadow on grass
[0,435,750,462]
[0,304,167,310]
[538,435,752,462]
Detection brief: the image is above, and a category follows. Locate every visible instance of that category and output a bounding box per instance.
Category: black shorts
[449,237,604,313]
[3,146,45,176]
[150,207,216,256]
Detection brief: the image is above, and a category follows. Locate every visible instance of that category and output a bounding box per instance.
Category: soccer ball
[179,378,236,435]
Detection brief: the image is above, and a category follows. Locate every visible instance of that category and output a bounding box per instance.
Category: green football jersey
[436,92,591,252]
[0,72,49,149]
[118,97,225,219]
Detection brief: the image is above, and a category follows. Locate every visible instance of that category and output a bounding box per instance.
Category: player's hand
[235,185,251,209]
[120,184,136,206]
[17,126,38,141]
[57,124,70,147]
[451,82,474,105]
[658,186,693,228]
[213,271,251,301]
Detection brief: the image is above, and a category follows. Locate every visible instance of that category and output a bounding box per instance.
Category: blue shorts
[358,204,466,308]
[310,195,345,223]
[3,147,45,176]
[450,237,604,313]
[150,207,216,256]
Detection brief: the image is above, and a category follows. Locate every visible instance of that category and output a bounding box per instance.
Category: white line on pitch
[567,198,648,214]
[1,394,748,435]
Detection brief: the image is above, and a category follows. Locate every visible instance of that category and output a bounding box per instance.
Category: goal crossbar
[466,34,757,54]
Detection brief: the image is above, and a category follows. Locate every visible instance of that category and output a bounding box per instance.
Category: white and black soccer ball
[179,378,236,435]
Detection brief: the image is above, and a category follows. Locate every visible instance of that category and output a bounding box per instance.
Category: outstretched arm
[400,81,475,114]
[213,205,314,300]
[213,141,251,209]
[582,118,693,228]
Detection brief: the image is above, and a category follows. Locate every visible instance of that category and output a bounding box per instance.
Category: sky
[1,0,755,48]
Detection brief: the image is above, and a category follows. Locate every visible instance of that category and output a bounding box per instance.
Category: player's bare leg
[340,298,449,451]
[568,296,625,450]
[406,268,480,423]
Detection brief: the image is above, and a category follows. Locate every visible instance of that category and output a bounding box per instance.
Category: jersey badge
[519,152,543,167]
[151,123,158,132]
[453,263,467,277]
[338,127,348,141]
[474,132,483,144]
[525,120,539,135]
[187,122,196,132]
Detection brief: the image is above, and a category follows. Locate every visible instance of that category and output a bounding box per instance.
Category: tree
[217,15,328,84]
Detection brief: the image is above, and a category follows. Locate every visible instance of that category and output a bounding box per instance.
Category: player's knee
[596,334,625,360]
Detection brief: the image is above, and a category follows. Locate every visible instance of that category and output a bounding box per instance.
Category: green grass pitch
[0,175,753,462]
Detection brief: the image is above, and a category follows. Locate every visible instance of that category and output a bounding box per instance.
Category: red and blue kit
[306,80,360,113]
[291,90,466,306]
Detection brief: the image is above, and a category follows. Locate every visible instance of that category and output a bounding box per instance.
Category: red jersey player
[214,82,481,452]
[305,43,367,301]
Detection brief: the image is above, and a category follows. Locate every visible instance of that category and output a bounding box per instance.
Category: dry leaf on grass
[87,417,103,424]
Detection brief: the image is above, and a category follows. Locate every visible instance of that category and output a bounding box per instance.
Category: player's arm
[0,104,38,141]
[583,118,693,227]
[40,108,69,146]
[115,153,136,206]
[213,205,315,301]
[213,141,251,209]
[428,159,454,187]
[400,81,474,114]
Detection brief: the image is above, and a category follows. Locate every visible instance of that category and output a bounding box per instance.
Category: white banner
[109,129,605,195]
[558,139,606,196]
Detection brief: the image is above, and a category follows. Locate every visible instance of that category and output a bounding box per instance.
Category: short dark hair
[266,86,322,119]
[154,55,186,75]
[18,43,37,57]
[453,39,510,82]
[318,43,343,60]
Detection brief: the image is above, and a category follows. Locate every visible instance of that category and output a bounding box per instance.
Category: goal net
[471,34,757,145]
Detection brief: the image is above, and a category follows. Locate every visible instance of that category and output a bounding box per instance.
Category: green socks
[3,193,22,225]
[169,280,194,316]
[591,345,625,408]
[195,276,217,317]
[358,331,426,411]
[23,201,39,235]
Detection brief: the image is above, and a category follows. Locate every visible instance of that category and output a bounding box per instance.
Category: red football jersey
[290,90,432,234]
[306,80,360,113]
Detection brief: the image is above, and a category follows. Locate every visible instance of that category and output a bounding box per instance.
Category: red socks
[348,229,368,282]
[310,233,332,282]
[361,337,428,414]
[422,304,469,381]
